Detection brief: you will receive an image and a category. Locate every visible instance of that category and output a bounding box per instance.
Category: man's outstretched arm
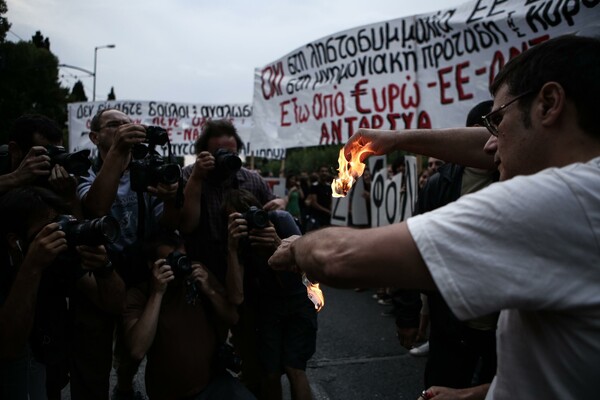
[269,223,436,291]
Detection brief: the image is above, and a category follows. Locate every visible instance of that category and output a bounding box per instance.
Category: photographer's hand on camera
[249,223,282,254]
[152,259,175,295]
[109,123,146,156]
[189,151,215,181]
[227,212,248,252]
[190,263,239,326]
[77,244,110,273]
[22,222,68,271]
[147,181,179,201]
[8,146,51,187]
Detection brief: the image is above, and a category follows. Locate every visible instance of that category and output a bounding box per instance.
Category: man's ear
[537,81,565,127]
[89,131,99,145]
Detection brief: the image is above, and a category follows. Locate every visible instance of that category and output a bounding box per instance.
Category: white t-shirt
[407,157,600,400]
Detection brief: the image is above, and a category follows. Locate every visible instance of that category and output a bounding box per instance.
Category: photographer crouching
[122,231,255,400]
[224,189,317,400]
[0,186,125,399]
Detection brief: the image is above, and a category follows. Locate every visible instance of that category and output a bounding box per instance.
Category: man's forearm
[180,178,202,233]
[82,153,124,216]
[390,128,494,169]
[126,293,162,361]
[290,224,436,291]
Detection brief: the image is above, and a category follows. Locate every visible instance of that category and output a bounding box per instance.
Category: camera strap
[137,191,146,241]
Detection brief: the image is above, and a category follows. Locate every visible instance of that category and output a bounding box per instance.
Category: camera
[144,126,170,147]
[130,154,182,192]
[242,206,269,229]
[164,250,192,278]
[55,214,120,247]
[164,250,200,305]
[46,145,91,176]
[208,148,242,183]
[215,343,242,374]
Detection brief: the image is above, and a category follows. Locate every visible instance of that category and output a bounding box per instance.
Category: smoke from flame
[331,142,372,197]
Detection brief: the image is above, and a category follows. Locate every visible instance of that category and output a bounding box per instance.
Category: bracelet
[92,261,114,279]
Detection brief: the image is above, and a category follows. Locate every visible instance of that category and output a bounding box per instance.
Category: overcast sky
[8,0,467,104]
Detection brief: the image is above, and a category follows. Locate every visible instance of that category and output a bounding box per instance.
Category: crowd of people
[1,34,598,400]
[0,116,319,400]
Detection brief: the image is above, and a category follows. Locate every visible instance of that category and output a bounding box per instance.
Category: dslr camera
[242,206,269,229]
[130,126,181,193]
[208,148,242,183]
[55,214,120,247]
[164,250,199,305]
[46,145,91,176]
[130,154,181,192]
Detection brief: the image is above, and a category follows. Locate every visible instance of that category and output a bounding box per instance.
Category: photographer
[0,186,125,399]
[0,114,86,217]
[77,108,182,399]
[122,231,254,400]
[224,189,317,400]
[180,119,286,285]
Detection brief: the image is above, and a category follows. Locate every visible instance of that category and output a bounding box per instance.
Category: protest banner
[251,0,599,151]
[67,100,287,160]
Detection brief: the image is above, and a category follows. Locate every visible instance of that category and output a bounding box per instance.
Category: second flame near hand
[331,142,372,198]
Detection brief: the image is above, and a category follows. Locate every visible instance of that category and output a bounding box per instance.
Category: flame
[303,273,325,312]
[331,142,372,197]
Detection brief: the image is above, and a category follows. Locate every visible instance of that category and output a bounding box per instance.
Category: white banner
[251,0,599,150]
[67,100,285,160]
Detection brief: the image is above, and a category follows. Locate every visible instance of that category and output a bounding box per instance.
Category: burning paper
[302,273,325,312]
[331,143,372,197]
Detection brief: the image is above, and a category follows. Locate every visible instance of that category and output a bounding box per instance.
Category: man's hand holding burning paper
[268,235,302,274]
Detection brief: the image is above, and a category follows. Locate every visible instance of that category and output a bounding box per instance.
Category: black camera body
[164,250,192,278]
[144,126,170,147]
[242,206,269,229]
[209,148,242,183]
[130,153,181,192]
[46,145,91,176]
[55,214,120,247]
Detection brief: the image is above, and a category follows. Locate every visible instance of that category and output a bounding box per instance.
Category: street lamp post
[93,44,116,101]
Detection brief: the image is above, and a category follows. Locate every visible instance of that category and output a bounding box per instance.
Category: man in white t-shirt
[269,35,600,400]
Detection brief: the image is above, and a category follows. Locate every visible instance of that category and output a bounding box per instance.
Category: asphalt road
[63,286,426,400]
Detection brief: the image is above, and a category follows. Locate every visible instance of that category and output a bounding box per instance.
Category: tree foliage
[69,80,88,103]
[0,35,69,142]
[0,0,10,43]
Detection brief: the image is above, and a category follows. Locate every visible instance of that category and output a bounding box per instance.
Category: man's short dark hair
[194,119,243,154]
[143,230,185,262]
[221,189,262,215]
[466,100,493,127]
[490,35,600,137]
[0,186,70,238]
[89,108,115,132]
[9,114,62,151]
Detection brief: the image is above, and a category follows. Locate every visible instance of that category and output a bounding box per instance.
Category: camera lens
[96,216,120,243]
[158,163,182,184]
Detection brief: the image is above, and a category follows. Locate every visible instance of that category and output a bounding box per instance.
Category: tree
[0,36,69,142]
[31,31,50,50]
[69,80,88,102]
[0,0,10,43]
[107,86,116,100]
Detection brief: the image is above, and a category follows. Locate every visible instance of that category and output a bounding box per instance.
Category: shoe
[354,288,366,292]
[377,298,392,305]
[409,341,429,357]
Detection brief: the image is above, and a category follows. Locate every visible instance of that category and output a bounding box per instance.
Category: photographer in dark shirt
[225,189,317,400]
[0,186,125,399]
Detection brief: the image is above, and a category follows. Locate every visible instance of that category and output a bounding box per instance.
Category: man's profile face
[484,84,544,181]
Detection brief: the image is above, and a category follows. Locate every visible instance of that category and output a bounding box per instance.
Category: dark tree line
[0,0,111,144]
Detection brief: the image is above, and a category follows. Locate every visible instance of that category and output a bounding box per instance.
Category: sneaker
[409,341,429,357]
